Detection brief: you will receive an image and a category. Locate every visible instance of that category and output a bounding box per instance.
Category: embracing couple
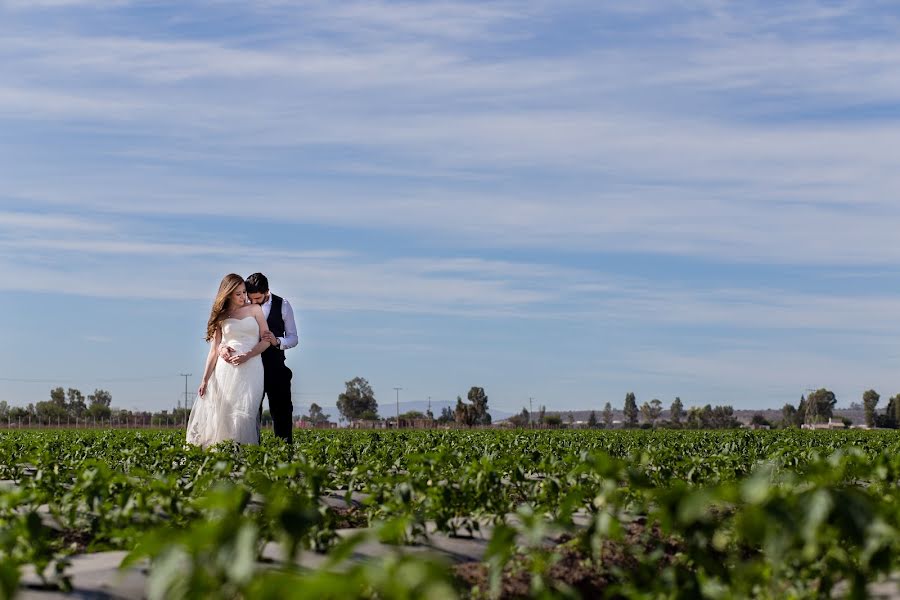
[186,272,298,448]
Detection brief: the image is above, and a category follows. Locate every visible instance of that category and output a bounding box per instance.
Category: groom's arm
[278,298,299,350]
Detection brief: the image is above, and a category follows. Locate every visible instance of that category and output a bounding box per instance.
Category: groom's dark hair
[245,273,269,293]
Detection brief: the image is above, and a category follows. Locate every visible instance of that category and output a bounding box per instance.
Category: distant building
[349,419,388,430]
[801,418,845,430]
[295,419,337,429]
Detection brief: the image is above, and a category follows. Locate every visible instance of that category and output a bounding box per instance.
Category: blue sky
[2,0,900,417]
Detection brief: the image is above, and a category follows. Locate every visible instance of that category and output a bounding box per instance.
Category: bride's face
[228,285,249,309]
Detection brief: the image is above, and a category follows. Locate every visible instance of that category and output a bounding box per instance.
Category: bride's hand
[198,381,207,398]
[230,353,249,366]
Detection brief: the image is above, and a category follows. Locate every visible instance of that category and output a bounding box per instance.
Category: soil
[47,528,94,554]
[329,506,369,529]
[453,520,682,599]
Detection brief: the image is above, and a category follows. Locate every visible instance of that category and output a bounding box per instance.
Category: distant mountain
[293,400,514,422]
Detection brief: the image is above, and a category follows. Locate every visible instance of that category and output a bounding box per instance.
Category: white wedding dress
[186,317,264,448]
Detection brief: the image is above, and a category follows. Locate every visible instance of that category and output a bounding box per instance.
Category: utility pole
[427,396,432,416]
[529,397,534,427]
[180,373,192,424]
[394,387,402,428]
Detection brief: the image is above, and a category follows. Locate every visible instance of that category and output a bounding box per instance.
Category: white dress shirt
[263,292,299,350]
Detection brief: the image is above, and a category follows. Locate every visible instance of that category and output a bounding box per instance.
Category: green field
[2,429,900,598]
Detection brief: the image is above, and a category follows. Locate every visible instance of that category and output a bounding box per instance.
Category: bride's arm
[198,327,222,397]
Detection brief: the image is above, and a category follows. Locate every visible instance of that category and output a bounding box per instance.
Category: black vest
[263,294,286,365]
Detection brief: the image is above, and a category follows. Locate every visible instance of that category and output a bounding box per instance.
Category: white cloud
[1,0,127,8]
[0,211,114,232]
[84,334,112,342]
[2,218,900,340]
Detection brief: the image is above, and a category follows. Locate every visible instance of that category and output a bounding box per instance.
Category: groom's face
[248,291,267,305]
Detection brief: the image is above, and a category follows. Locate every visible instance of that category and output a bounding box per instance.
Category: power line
[180,373,192,413]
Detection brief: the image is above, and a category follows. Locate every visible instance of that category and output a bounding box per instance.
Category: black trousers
[260,360,293,444]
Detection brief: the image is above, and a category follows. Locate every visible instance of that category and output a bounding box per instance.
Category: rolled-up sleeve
[280,298,299,350]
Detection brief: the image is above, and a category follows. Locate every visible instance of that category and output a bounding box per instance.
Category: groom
[220,272,299,444]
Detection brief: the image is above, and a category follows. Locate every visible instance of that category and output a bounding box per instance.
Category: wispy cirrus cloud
[0,211,114,232]
[3,0,900,410]
[2,211,899,339]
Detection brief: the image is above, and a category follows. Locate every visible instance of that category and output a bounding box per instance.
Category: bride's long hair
[205,273,245,342]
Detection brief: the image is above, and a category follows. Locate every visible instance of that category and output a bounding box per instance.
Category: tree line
[506,387,900,430]
[331,377,491,427]
[507,392,742,429]
[0,387,115,425]
[776,388,900,429]
[0,387,278,428]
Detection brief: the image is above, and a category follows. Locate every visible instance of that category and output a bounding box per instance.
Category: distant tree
[0,401,8,420]
[437,406,454,424]
[543,414,562,427]
[87,389,113,421]
[781,403,797,428]
[9,406,29,422]
[796,395,808,427]
[863,389,880,428]
[602,402,613,428]
[50,387,66,408]
[750,413,771,428]
[66,388,87,418]
[468,387,491,425]
[170,406,191,426]
[35,400,67,425]
[646,399,663,425]
[686,406,702,429]
[337,377,378,421]
[567,411,575,426]
[670,397,684,426]
[588,410,598,428]
[453,387,491,427]
[399,410,425,421]
[711,405,739,429]
[538,405,546,424]
[623,392,638,428]
[88,389,112,408]
[639,402,651,424]
[453,396,467,425]
[877,395,900,429]
[509,408,530,428]
[805,388,836,424]
[306,402,330,425]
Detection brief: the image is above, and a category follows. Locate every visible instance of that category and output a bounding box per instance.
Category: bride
[187,273,273,448]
